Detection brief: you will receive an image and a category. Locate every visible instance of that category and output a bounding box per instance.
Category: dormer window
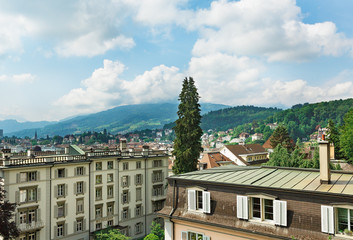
[187,189,210,213]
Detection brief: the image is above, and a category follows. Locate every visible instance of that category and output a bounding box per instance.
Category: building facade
[0,145,168,240]
[160,141,353,240]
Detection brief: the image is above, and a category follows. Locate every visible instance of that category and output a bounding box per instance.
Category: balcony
[18,221,44,232]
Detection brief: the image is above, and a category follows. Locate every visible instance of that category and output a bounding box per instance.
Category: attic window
[188,189,210,213]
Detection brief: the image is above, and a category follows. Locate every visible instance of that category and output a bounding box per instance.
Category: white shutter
[181,231,188,240]
[188,190,196,211]
[203,191,211,213]
[164,220,173,240]
[274,200,287,226]
[203,236,210,240]
[236,195,248,220]
[321,205,334,234]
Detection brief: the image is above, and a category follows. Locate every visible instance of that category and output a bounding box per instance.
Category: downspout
[88,159,91,235]
[117,158,120,227]
[144,157,147,235]
[49,164,53,240]
[169,179,177,240]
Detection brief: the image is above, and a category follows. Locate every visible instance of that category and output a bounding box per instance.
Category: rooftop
[170,165,353,196]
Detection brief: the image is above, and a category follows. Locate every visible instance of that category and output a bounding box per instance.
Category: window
[27,188,37,202]
[28,232,36,240]
[107,203,114,216]
[57,184,65,197]
[153,160,162,168]
[96,223,102,230]
[136,188,142,201]
[135,174,142,185]
[107,185,114,198]
[96,187,102,200]
[107,220,113,227]
[58,168,65,178]
[108,161,114,169]
[57,223,64,237]
[135,222,143,234]
[76,219,83,232]
[19,171,37,182]
[122,176,129,187]
[122,190,129,204]
[96,175,102,184]
[181,231,210,240]
[237,195,287,226]
[28,172,37,181]
[95,205,102,219]
[136,161,141,169]
[153,185,163,197]
[337,208,353,233]
[152,171,163,183]
[76,167,84,176]
[122,208,129,220]
[188,189,210,213]
[76,199,84,213]
[107,173,114,182]
[123,162,129,170]
[19,188,37,203]
[152,200,164,212]
[96,162,102,171]
[135,205,142,217]
[19,209,38,225]
[57,203,65,218]
[76,182,83,194]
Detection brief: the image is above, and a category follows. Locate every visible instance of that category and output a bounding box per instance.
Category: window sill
[248,219,275,226]
[336,233,353,239]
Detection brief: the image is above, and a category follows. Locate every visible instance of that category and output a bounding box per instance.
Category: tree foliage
[95,229,130,240]
[340,108,353,163]
[172,77,203,174]
[270,125,292,151]
[0,182,19,240]
[144,221,164,240]
[327,119,342,159]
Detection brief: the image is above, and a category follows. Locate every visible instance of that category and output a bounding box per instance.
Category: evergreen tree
[340,108,353,163]
[172,77,203,174]
[0,182,19,240]
[270,125,292,151]
[327,119,342,159]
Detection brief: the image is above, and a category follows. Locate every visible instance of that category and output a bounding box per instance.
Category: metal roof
[170,166,353,196]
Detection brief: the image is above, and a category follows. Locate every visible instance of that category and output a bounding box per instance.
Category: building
[198,152,234,170]
[220,144,269,166]
[159,141,353,240]
[0,143,168,240]
[251,133,263,141]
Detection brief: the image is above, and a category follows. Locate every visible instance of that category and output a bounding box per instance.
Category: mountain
[7,103,229,137]
[0,119,55,135]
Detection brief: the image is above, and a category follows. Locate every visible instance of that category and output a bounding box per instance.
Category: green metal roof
[170,166,353,196]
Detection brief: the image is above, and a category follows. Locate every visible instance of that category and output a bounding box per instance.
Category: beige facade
[0,146,168,240]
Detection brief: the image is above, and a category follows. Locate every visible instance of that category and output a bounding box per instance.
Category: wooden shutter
[203,236,210,240]
[127,176,130,186]
[164,220,173,240]
[16,173,20,183]
[83,167,86,175]
[54,185,58,198]
[188,190,196,211]
[65,169,68,178]
[74,221,77,233]
[321,205,334,234]
[181,231,188,240]
[135,175,137,185]
[203,191,211,213]
[74,167,77,176]
[274,200,287,226]
[15,191,19,204]
[74,183,77,195]
[65,203,68,217]
[65,184,68,197]
[54,226,58,237]
[83,182,86,194]
[37,188,41,201]
[121,176,123,187]
[37,171,40,181]
[37,208,41,221]
[236,195,248,220]
[55,169,58,179]
[65,223,68,236]
[83,218,86,231]
[54,205,58,218]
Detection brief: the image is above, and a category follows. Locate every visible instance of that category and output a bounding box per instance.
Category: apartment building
[160,141,353,240]
[0,144,168,240]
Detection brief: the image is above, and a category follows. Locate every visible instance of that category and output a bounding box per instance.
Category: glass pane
[350,209,353,231]
[252,198,261,218]
[338,208,348,232]
[189,232,196,240]
[197,233,204,240]
[264,199,273,220]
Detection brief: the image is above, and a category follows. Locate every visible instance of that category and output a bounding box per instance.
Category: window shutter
[15,212,19,224]
[141,174,143,184]
[37,208,41,221]
[236,195,248,220]
[121,176,123,187]
[74,221,77,233]
[128,209,131,219]
[55,169,58,179]
[54,185,58,198]
[74,183,77,195]
[188,190,196,211]
[65,203,68,217]
[16,173,20,183]
[181,231,188,240]
[65,169,68,178]
[65,184,68,197]
[135,175,137,185]
[274,200,287,226]
[83,218,86,231]
[54,205,58,218]
[165,220,173,240]
[162,172,165,181]
[203,191,211,213]
[15,191,19,204]
[121,193,123,203]
[74,167,77,176]
[37,171,40,181]
[128,176,130,186]
[54,226,58,237]
[65,223,68,236]
[83,167,86,175]
[321,205,334,234]
[37,188,41,201]
[128,191,131,203]
[83,182,86,194]
[203,236,210,240]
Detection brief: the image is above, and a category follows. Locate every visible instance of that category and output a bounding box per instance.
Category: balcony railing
[18,221,44,232]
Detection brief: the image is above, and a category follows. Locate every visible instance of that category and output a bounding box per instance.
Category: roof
[199,152,234,169]
[170,165,353,196]
[262,137,273,149]
[225,144,267,156]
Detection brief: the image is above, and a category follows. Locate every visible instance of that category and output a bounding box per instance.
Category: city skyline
[1,0,353,121]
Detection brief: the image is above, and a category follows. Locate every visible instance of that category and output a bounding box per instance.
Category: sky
[1,0,353,122]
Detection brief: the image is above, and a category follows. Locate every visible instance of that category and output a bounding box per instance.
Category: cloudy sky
[1,0,353,121]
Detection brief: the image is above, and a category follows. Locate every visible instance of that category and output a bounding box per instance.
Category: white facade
[0,146,168,240]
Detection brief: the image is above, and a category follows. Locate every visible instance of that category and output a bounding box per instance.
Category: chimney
[142,145,149,156]
[65,147,70,154]
[319,135,331,184]
[120,139,127,151]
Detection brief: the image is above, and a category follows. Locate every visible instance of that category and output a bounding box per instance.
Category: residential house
[198,152,234,170]
[238,132,249,141]
[220,144,269,166]
[251,133,263,141]
[160,141,353,240]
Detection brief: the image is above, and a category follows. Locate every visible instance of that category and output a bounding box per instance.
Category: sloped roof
[225,144,267,155]
[200,152,234,169]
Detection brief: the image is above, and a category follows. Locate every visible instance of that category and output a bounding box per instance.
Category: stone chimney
[142,145,149,156]
[120,138,127,151]
[319,135,331,184]
[65,147,70,154]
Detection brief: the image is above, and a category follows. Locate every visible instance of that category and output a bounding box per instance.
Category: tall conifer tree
[172,77,203,174]
[0,182,19,240]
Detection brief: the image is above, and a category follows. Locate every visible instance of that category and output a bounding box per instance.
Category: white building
[0,144,168,240]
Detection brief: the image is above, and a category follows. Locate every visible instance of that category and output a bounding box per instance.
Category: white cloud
[54,59,183,115]
[0,74,36,84]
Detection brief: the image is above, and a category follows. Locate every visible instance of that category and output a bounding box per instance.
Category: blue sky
[0,0,353,121]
